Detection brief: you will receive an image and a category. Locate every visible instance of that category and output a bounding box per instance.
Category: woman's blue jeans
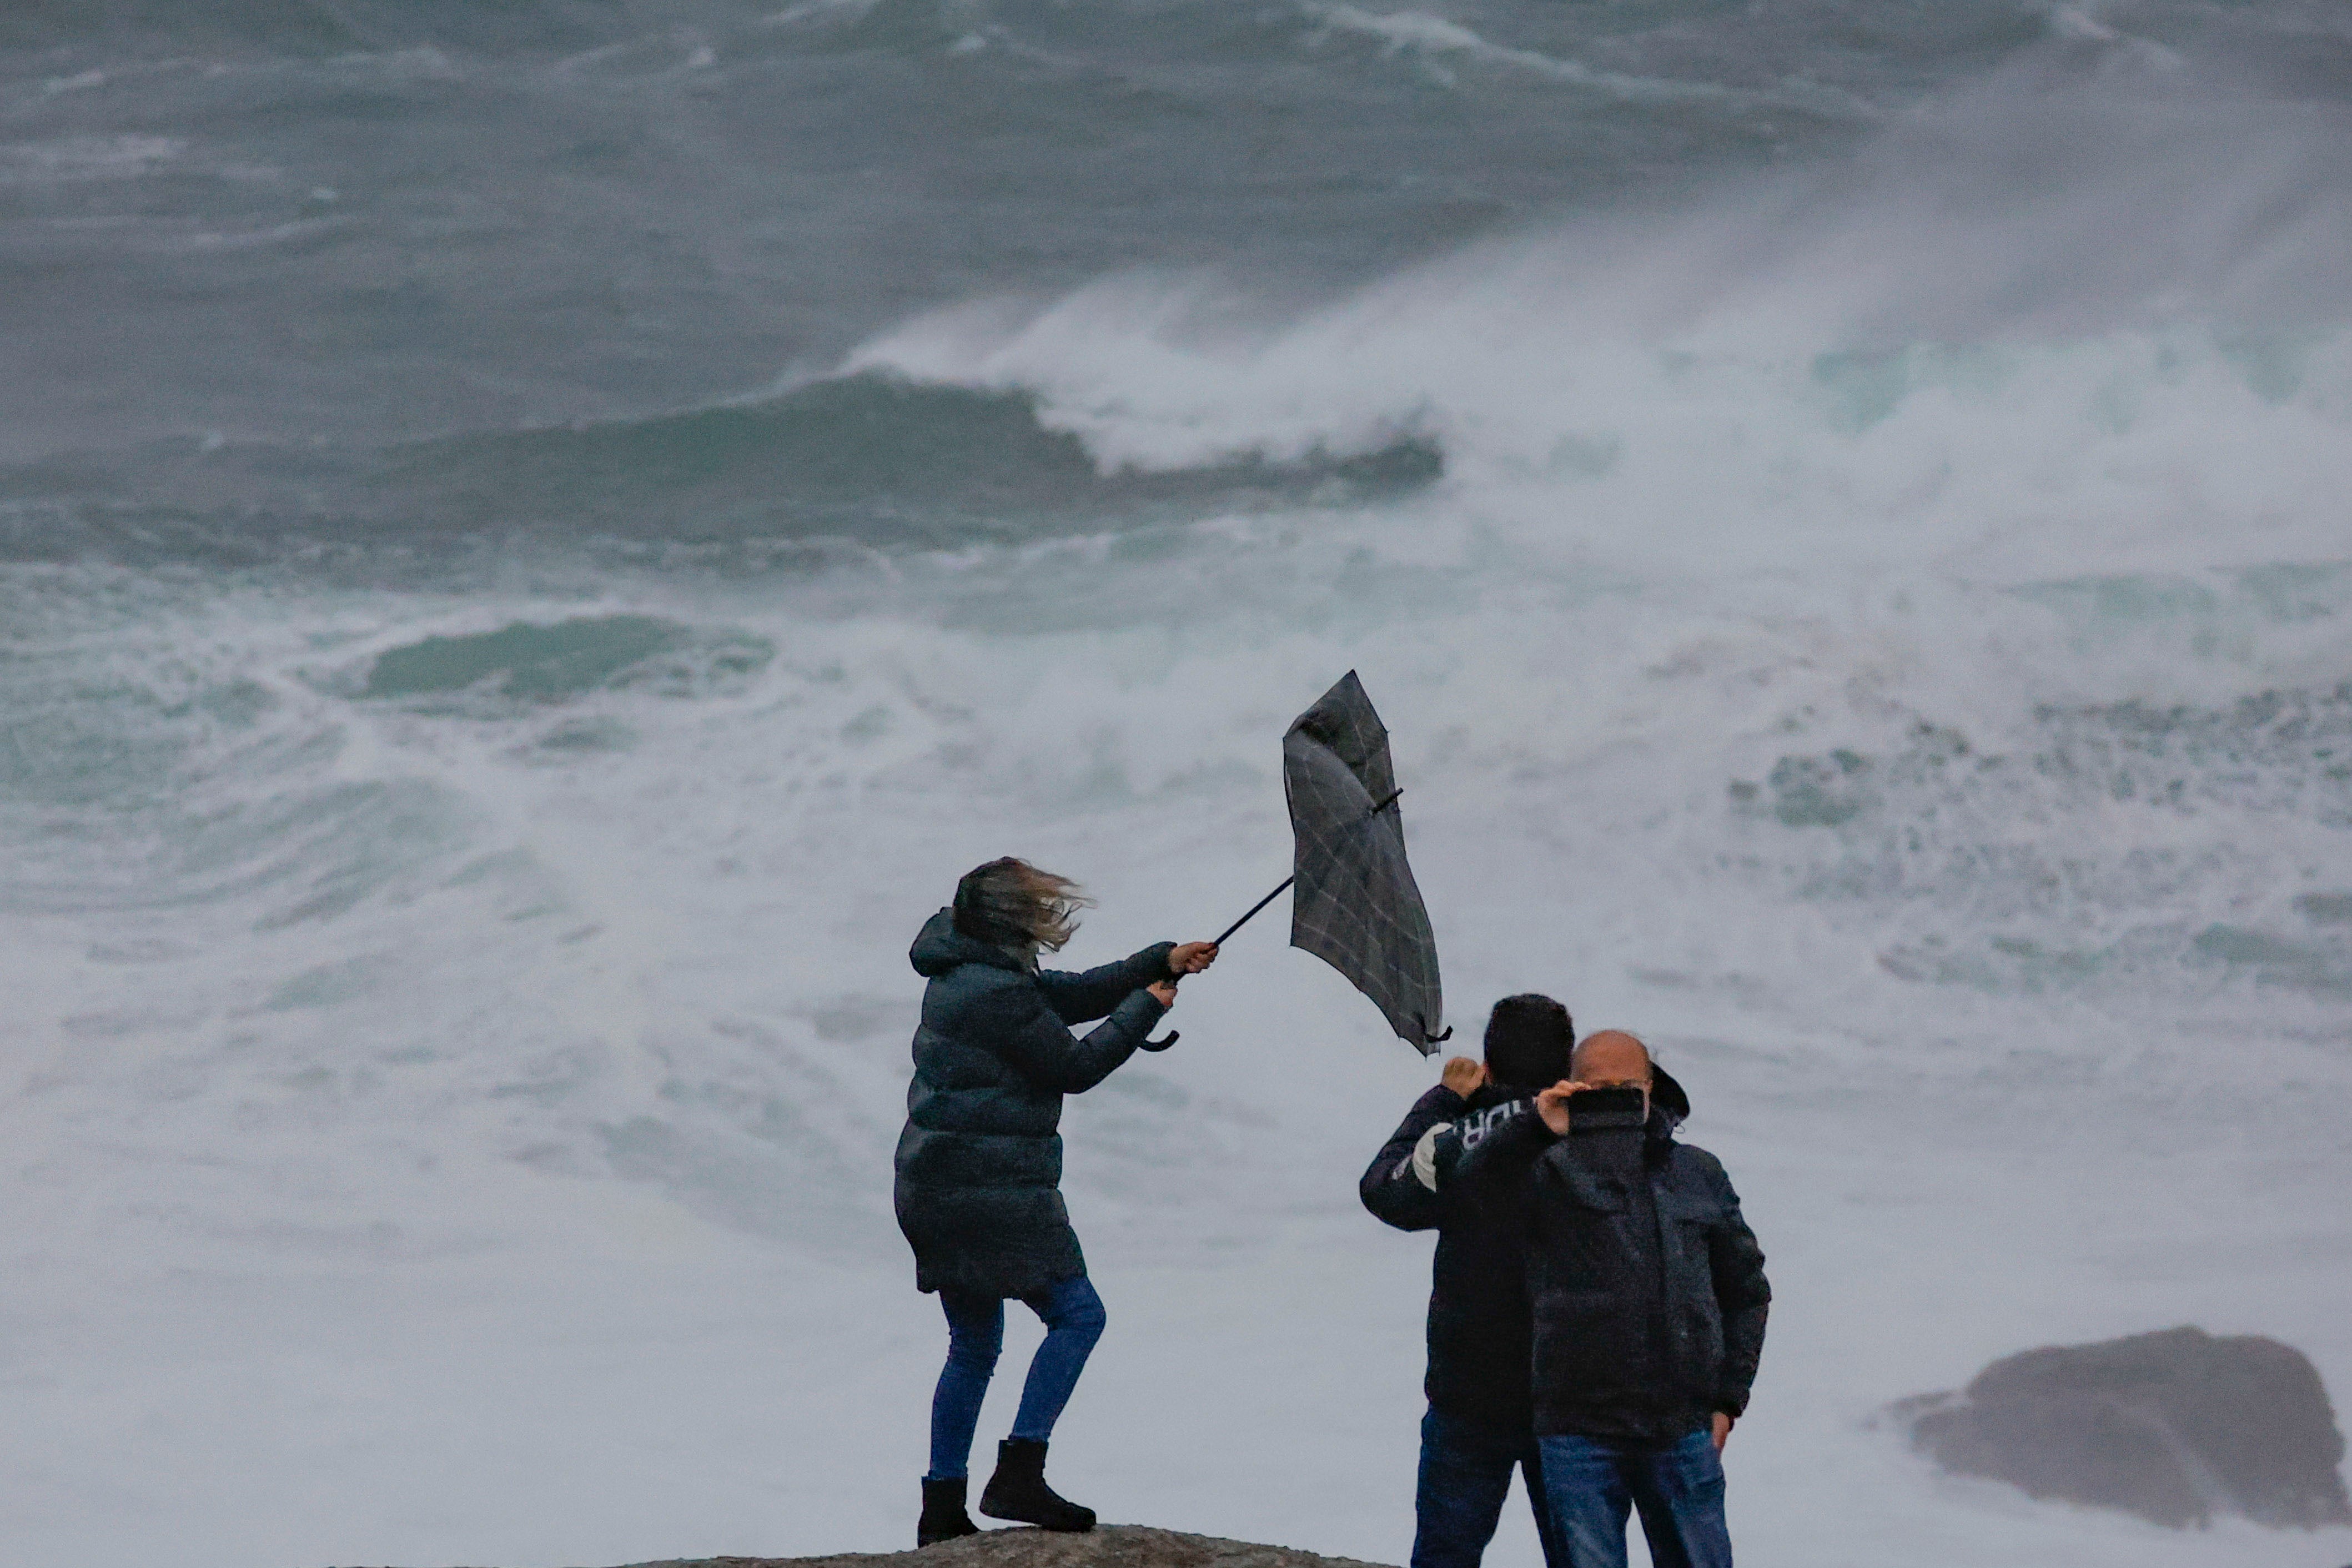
[1535,1429,1734,1568]
[926,1274,1107,1480]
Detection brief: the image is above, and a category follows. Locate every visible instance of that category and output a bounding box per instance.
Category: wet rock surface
[350,1523,1383,1568]
[613,1527,1394,1568]
[1895,1325,2352,1528]
[349,1525,1391,1568]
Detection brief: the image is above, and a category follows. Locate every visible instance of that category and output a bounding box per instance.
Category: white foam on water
[0,132,185,183]
[1298,5,1755,106]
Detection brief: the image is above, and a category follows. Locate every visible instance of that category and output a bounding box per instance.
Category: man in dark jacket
[1454,1031,1768,1568]
[1360,994,1577,1568]
[894,857,1218,1546]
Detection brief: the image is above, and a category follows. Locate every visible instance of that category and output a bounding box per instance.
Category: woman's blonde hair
[952,857,1095,953]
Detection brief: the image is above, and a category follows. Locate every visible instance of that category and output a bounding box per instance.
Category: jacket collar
[908,908,1032,977]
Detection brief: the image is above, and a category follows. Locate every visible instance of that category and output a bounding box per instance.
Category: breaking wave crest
[0,374,1441,568]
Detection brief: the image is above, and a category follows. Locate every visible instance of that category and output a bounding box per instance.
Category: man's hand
[1168,942,1219,976]
[1535,1080,1589,1135]
[1440,1057,1486,1098]
[1146,980,1178,1007]
[1711,1411,1735,1453]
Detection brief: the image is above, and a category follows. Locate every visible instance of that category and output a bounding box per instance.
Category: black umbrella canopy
[1283,671,1448,1052]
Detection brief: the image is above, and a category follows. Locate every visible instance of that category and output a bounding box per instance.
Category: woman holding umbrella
[896,857,1218,1545]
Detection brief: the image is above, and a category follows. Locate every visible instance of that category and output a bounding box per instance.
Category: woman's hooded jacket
[893,908,1174,1298]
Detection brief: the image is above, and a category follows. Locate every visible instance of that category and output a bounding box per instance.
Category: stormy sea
[3,3,2349,1565]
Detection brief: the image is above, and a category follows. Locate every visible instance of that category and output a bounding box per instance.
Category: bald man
[1451,1032,1768,1568]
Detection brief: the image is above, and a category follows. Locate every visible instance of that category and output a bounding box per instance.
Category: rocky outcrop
[1893,1325,2352,1529]
[617,1526,1395,1568]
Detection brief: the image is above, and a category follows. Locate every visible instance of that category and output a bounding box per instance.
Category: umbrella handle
[1141,1029,1179,1051]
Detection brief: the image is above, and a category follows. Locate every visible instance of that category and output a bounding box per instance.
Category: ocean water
[3,3,2350,1566]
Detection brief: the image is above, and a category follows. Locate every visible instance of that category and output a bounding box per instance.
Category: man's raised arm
[1359,1058,1486,1230]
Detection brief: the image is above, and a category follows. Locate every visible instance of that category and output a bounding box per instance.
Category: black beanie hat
[1483,993,1572,1093]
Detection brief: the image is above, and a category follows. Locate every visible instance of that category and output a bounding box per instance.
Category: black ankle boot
[917,1476,980,1547]
[978,1438,1095,1532]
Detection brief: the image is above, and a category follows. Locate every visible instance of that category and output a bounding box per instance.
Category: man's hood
[909,907,1028,978]
[1650,1062,1691,1123]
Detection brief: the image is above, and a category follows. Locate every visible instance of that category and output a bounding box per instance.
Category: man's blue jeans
[1535,1429,1733,1568]
[1414,1408,1566,1568]
[926,1274,1107,1480]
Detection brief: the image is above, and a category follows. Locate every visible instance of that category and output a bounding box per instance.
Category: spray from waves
[850,284,2351,580]
[842,41,2352,577]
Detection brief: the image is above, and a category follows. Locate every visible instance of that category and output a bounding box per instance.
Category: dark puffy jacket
[1361,1084,1546,1426]
[1361,1067,1695,1429]
[893,909,1174,1298]
[1458,1095,1768,1444]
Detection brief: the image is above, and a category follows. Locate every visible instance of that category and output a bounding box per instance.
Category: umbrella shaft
[1210,787,1401,948]
[1213,876,1295,947]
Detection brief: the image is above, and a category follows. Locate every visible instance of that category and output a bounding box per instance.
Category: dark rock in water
[607,1526,1395,1568]
[1894,1326,2352,1528]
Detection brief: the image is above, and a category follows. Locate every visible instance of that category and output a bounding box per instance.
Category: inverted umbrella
[1200,671,1450,1051]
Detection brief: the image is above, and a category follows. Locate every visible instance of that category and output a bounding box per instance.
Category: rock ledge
[370,1525,1396,1568]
